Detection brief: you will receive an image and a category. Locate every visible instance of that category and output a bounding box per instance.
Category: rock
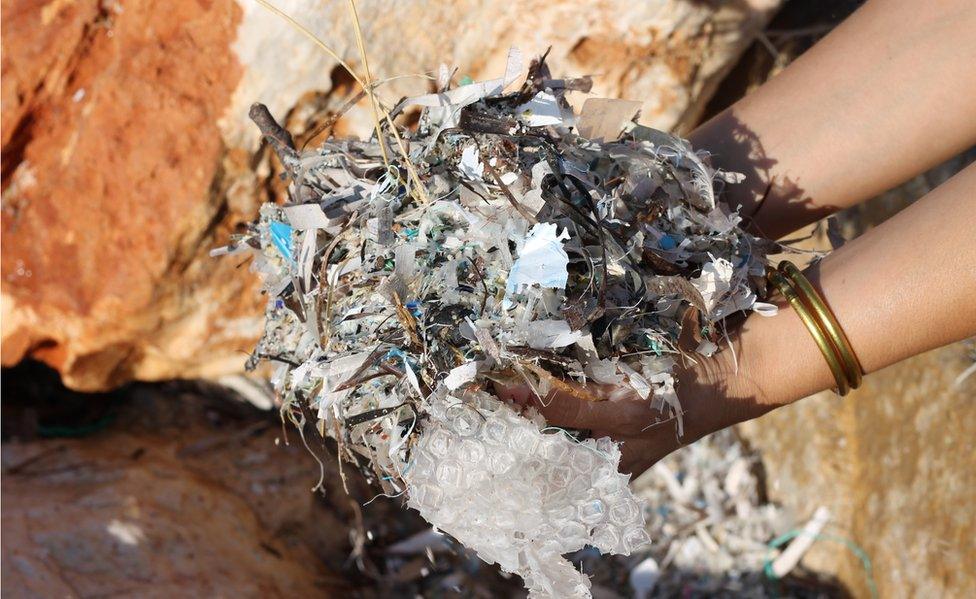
[1,384,354,597]
[1,0,263,391]
[738,342,976,598]
[225,0,781,148]
[1,0,779,391]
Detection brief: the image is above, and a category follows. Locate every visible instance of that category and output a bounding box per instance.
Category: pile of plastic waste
[216,50,773,597]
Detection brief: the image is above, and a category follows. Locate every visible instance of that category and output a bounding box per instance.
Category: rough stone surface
[1,370,528,597]
[739,342,976,598]
[226,0,781,148]
[1,0,778,391]
[1,0,265,390]
[1,386,354,597]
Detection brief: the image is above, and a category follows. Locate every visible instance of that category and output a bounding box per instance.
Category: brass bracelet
[778,261,864,389]
[767,269,851,395]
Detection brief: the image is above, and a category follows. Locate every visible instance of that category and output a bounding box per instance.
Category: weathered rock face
[1,0,261,390]
[1,0,779,391]
[1,384,355,597]
[738,342,976,598]
[1,365,527,597]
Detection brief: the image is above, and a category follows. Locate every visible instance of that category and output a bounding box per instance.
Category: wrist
[673,313,787,444]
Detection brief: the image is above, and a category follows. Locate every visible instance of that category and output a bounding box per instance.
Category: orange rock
[1,0,265,390]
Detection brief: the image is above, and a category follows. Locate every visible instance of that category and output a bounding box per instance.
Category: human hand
[499,153,976,475]
[493,319,774,476]
[491,0,976,480]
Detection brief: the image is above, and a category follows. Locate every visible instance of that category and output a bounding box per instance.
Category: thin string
[346,0,390,166]
[363,488,406,507]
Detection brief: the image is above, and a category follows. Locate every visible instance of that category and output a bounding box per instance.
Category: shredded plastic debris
[219,51,774,597]
[625,430,791,596]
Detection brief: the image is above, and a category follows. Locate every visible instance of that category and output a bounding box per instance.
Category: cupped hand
[493,325,775,476]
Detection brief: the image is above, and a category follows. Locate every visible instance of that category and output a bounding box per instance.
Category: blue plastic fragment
[270,221,294,261]
[459,75,474,86]
[386,347,420,370]
[405,299,422,317]
[658,234,678,250]
[385,347,407,361]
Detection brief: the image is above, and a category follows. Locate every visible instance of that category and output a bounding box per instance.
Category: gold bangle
[778,261,864,389]
[767,270,851,395]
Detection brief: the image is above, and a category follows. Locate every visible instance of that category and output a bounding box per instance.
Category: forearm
[688,163,976,431]
[497,169,975,474]
[689,0,976,239]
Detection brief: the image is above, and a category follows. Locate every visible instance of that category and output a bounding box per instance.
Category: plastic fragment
[505,222,571,299]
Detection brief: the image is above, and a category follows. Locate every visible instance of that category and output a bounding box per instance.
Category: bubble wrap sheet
[405,391,648,597]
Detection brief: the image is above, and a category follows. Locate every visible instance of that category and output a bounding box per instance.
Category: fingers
[492,379,661,436]
[490,377,688,479]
